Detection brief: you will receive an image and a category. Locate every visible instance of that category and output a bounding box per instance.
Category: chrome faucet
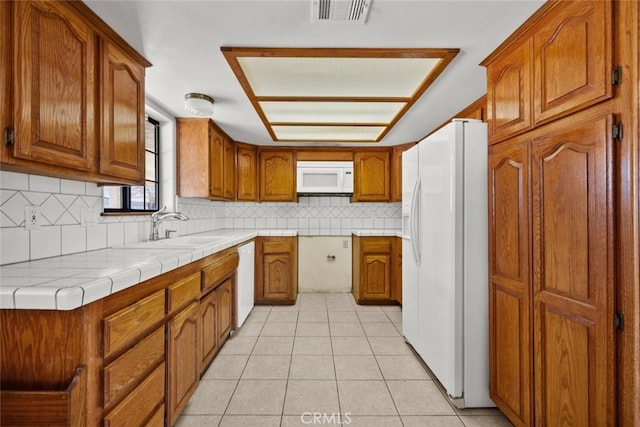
[150,206,189,241]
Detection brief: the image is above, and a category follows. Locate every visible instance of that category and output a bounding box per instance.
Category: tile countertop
[0,229,295,311]
[0,228,400,311]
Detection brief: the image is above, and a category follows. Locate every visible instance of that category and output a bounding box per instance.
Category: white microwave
[296,161,354,195]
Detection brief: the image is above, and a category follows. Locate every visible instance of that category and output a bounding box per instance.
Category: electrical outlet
[80,207,96,227]
[25,205,41,230]
[343,239,349,249]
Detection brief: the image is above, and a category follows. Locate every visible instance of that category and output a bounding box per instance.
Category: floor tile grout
[176,292,511,427]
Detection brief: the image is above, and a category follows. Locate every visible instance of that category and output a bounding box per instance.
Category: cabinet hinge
[614,312,624,331]
[613,122,623,141]
[612,67,622,86]
[4,127,14,146]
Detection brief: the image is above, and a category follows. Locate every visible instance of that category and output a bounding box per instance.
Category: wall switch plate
[25,205,41,230]
[343,239,349,249]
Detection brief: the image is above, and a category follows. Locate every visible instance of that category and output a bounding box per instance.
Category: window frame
[103,115,160,214]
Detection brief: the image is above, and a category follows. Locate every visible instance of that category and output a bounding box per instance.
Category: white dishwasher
[236,241,255,328]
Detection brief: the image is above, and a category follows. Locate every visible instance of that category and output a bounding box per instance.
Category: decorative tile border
[1,171,400,265]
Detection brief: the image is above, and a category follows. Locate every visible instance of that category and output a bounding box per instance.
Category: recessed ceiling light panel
[260,101,405,124]
[238,57,441,98]
[222,47,459,143]
[272,125,385,141]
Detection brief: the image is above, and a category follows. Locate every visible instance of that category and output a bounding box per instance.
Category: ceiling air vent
[312,0,371,24]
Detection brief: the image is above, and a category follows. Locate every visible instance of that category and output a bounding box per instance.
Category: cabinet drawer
[202,252,239,294]
[103,326,165,409]
[145,404,165,427]
[103,362,165,427]
[167,272,200,314]
[103,290,165,359]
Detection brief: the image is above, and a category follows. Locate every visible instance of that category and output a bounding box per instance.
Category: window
[103,116,160,212]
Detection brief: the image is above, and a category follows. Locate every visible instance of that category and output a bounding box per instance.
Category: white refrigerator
[402,119,494,408]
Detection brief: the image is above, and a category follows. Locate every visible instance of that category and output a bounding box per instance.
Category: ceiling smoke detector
[312,0,371,24]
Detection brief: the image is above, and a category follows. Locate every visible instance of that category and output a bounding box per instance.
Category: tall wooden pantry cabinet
[482,0,639,425]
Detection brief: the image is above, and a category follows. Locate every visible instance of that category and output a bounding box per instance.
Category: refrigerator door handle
[411,177,422,263]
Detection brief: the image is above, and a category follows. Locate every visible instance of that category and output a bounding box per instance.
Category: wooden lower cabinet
[217,279,233,343]
[199,278,234,372]
[0,245,242,427]
[255,236,298,304]
[103,363,165,427]
[199,289,220,370]
[352,236,401,304]
[167,302,200,426]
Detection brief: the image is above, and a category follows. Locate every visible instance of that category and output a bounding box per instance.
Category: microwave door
[298,168,342,193]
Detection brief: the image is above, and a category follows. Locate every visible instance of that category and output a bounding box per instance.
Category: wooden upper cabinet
[484,0,613,142]
[176,118,236,200]
[223,137,236,200]
[533,0,612,125]
[4,1,150,184]
[391,144,413,202]
[531,113,615,426]
[259,150,296,202]
[209,127,224,198]
[176,118,211,198]
[486,39,533,143]
[236,143,258,201]
[488,137,532,427]
[12,0,96,171]
[353,151,391,202]
[99,39,145,183]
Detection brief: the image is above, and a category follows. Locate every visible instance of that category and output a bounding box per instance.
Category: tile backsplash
[220,197,401,236]
[1,171,400,265]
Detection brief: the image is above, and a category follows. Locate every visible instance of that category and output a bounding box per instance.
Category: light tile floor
[176,293,512,427]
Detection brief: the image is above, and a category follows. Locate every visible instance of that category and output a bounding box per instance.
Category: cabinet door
[488,138,532,427]
[531,114,615,426]
[199,290,218,371]
[217,279,232,344]
[99,39,145,183]
[176,118,211,198]
[236,145,258,201]
[391,145,412,202]
[256,237,297,304]
[353,151,390,202]
[12,0,96,171]
[259,151,296,201]
[209,125,224,198]
[533,0,612,124]
[486,39,533,143]
[359,238,392,300]
[223,137,236,200]
[167,302,200,426]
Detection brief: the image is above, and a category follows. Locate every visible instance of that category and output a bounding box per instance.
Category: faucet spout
[150,207,189,241]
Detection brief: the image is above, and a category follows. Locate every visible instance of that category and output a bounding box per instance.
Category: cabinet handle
[4,127,14,146]
[327,255,336,261]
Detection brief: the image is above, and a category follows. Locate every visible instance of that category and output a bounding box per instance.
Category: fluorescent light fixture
[222,47,459,142]
[184,93,214,116]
